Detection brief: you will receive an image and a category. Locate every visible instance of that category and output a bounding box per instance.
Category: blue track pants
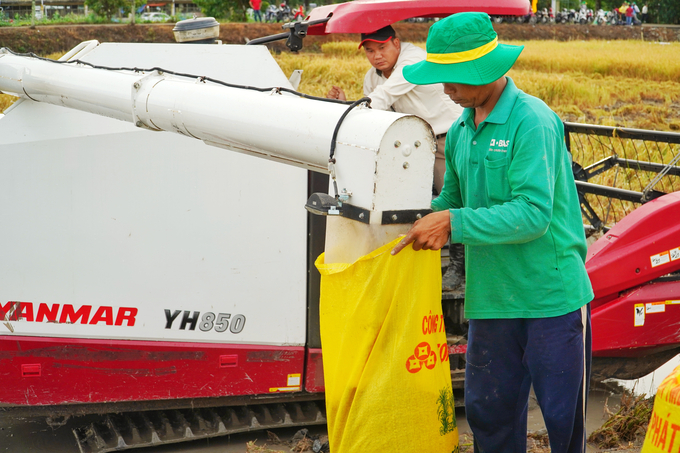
[465,305,591,453]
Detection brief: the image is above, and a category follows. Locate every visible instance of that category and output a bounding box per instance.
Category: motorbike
[265,3,293,22]
[536,8,553,23]
[593,8,616,25]
[592,9,605,24]
[276,3,292,22]
[576,6,593,24]
[515,12,537,24]
[292,5,305,21]
[264,4,278,22]
[557,8,577,24]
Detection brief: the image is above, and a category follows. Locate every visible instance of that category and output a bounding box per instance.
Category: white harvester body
[0,41,434,407]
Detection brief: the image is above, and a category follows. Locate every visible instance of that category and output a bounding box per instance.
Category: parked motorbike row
[263,3,305,22]
[491,7,639,25]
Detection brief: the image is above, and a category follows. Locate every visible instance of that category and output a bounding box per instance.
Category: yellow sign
[642,365,680,452]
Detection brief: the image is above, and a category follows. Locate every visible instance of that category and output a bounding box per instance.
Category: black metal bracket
[305,193,432,226]
[577,156,618,180]
[340,203,370,224]
[576,190,603,232]
[304,193,370,224]
[282,21,308,52]
[245,17,330,52]
[381,209,432,225]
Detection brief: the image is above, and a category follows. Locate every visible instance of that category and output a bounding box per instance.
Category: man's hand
[391,210,452,255]
[326,86,347,101]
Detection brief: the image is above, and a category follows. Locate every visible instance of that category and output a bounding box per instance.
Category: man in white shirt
[326,25,463,194]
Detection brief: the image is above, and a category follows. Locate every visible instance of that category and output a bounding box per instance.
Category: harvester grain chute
[1,0,679,451]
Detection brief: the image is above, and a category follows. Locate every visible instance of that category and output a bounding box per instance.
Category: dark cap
[358,25,396,49]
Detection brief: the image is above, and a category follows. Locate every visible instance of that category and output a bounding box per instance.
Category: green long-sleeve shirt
[432,78,593,319]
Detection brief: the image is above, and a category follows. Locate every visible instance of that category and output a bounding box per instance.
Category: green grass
[0,13,111,27]
[0,12,190,27]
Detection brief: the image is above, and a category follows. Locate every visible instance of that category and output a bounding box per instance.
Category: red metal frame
[587,192,680,357]
[591,281,680,357]
[0,336,308,406]
[587,192,680,307]
[306,0,531,35]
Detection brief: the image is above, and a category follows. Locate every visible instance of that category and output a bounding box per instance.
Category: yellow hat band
[426,38,498,64]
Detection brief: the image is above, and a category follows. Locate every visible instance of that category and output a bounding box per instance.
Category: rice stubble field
[274,39,680,133]
[2,40,679,131]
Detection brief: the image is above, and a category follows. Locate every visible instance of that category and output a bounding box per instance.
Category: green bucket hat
[403,12,524,86]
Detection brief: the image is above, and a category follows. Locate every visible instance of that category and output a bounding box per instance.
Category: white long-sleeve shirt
[363,42,463,136]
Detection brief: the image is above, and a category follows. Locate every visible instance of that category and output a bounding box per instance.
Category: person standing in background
[249,0,262,22]
[618,2,629,23]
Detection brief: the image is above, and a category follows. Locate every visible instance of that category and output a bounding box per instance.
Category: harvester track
[73,400,326,453]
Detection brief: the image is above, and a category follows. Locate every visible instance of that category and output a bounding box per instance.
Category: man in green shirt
[392,12,593,453]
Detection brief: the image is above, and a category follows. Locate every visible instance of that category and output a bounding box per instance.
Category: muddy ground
[0,22,679,55]
[0,390,642,453]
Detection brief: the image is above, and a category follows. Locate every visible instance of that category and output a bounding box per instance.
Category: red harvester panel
[0,336,307,406]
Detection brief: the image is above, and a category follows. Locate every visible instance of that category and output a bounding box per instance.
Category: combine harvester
[0,0,678,451]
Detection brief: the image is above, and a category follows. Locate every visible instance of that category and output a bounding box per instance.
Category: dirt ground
[0,22,678,56]
[0,391,644,453]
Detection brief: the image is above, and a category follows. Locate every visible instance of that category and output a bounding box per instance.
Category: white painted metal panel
[0,100,308,346]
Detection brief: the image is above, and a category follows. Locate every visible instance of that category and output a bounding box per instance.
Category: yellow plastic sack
[642,364,680,452]
[316,237,459,453]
